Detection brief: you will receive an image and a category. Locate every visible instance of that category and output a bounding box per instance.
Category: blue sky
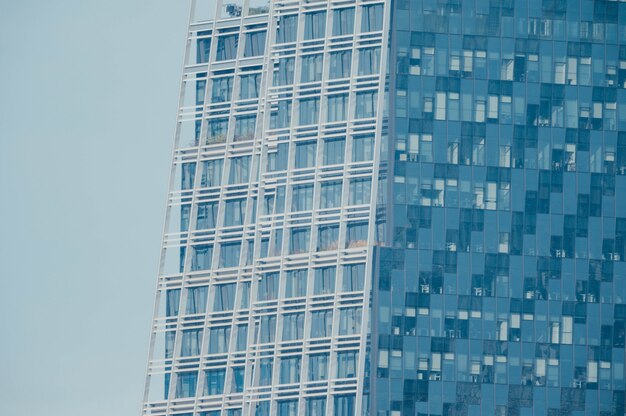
[0,1,189,414]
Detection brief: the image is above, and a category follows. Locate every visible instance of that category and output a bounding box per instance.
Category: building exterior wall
[143,0,626,415]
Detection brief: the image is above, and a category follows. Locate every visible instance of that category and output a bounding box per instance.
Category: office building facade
[143,0,626,415]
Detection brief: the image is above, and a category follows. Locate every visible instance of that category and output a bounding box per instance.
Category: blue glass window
[259,272,279,301]
[212,76,233,102]
[342,263,365,291]
[191,244,213,271]
[239,73,260,99]
[258,358,273,386]
[285,269,307,297]
[289,227,311,254]
[166,289,180,317]
[196,32,211,63]
[345,222,368,249]
[295,141,316,168]
[301,54,323,82]
[235,324,247,351]
[216,34,238,60]
[224,198,246,226]
[327,93,348,122]
[228,156,251,184]
[299,97,320,125]
[208,117,228,144]
[338,307,362,335]
[196,202,217,229]
[357,47,381,75]
[204,368,226,395]
[276,15,298,43]
[329,51,351,79]
[270,100,292,128]
[180,329,202,357]
[201,159,223,187]
[231,366,245,393]
[317,224,339,251]
[292,184,313,212]
[310,310,333,338]
[282,312,304,340]
[308,353,329,381]
[219,242,241,267]
[277,399,298,416]
[274,57,295,86]
[360,4,383,32]
[175,371,198,398]
[336,351,358,378]
[349,178,371,205]
[213,283,236,311]
[304,11,326,40]
[181,162,196,190]
[332,8,354,36]
[323,137,345,165]
[355,91,377,118]
[352,134,374,162]
[279,356,301,383]
[208,326,230,354]
[313,266,336,295]
[234,115,256,141]
[320,180,342,208]
[333,394,355,416]
[186,286,208,314]
[244,31,266,57]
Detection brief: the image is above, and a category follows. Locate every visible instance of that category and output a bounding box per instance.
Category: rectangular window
[176,371,198,398]
[216,34,238,61]
[327,93,348,122]
[332,7,354,36]
[317,224,339,251]
[228,156,251,184]
[267,142,289,171]
[196,202,217,229]
[234,114,256,141]
[191,244,213,271]
[338,307,362,335]
[304,11,326,40]
[320,181,342,208]
[314,266,336,294]
[270,100,292,128]
[361,4,383,32]
[259,272,279,301]
[299,97,320,125]
[274,57,295,86]
[260,315,276,343]
[231,367,245,393]
[336,351,358,378]
[196,34,211,64]
[329,51,352,79]
[181,162,196,190]
[323,137,345,165]
[295,141,316,168]
[213,283,236,311]
[278,400,298,416]
[235,324,248,351]
[301,53,323,82]
[292,184,314,212]
[346,222,368,248]
[276,15,298,43]
[219,242,241,267]
[180,329,202,356]
[282,312,305,341]
[212,76,233,102]
[334,394,356,416]
[308,353,329,381]
[285,269,307,297]
[224,198,246,226]
[204,369,225,395]
[244,30,266,57]
[349,178,371,205]
[357,47,381,75]
[342,263,365,291]
[352,135,373,162]
[208,326,231,353]
[201,160,223,188]
[355,91,377,118]
[258,358,273,386]
[186,286,208,314]
[208,117,228,144]
[279,356,301,384]
[290,227,311,254]
[311,310,333,338]
[239,73,260,99]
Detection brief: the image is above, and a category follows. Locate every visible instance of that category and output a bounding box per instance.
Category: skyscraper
[143,1,626,415]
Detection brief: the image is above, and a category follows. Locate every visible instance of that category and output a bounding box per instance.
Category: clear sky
[0,1,189,415]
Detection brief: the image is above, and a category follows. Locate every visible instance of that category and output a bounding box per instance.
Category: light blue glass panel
[175,371,198,398]
[308,353,329,381]
[304,11,326,40]
[244,30,266,57]
[313,266,336,295]
[186,286,208,314]
[216,34,238,61]
[332,8,354,36]
[279,356,301,383]
[204,368,226,395]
